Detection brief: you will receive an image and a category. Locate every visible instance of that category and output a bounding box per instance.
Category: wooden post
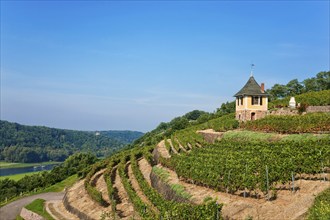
[215,201,219,220]
[322,162,326,182]
[291,172,295,193]
[266,165,269,201]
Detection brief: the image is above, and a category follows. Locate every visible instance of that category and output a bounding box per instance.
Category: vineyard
[240,113,330,133]
[164,139,330,199]
[36,112,330,219]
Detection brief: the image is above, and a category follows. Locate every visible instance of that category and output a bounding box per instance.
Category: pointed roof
[234,76,269,97]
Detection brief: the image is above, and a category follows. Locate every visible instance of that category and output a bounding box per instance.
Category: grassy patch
[0,161,19,167]
[281,133,330,142]
[25,199,54,220]
[152,166,191,200]
[43,174,78,192]
[152,166,170,182]
[170,184,192,199]
[0,171,44,181]
[0,161,61,169]
[307,188,330,220]
[222,130,281,142]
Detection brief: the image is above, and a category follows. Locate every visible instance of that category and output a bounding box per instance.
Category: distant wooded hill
[99,130,144,145]
[0,120,144,163]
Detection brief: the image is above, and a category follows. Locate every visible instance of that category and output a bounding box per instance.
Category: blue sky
[1,1,329,132]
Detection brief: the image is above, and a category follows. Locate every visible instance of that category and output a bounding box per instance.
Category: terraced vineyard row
[80,147,222,219]
[241,112,330,133]
[162,138,330,199]
[61,112,329,219]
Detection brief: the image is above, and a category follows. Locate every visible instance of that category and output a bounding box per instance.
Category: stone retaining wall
[197,130,224,143]
[268,108,299,116]
[152,147,162,164]
[62,192,94,220]
[306,105,330,113]
[150,171,190,203]
[20,207,44,220]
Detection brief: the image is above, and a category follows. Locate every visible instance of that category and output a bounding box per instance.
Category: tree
[170,117,189,131]
[316,71,330,90]
[286,79,303,96]
[184,110,208,121]
[267,84,288,100]
[216,101,235,115]
[303,77,319,92]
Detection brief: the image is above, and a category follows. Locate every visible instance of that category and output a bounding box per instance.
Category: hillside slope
[0,120,141,162]
[54,112,329,220]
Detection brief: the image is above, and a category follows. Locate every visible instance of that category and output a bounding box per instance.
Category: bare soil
[66,180,110,220]
[168,139,178,154]
[138,158,153,186]
[94,169,111,204]
[156,140,171,159]
[46,200,79,220]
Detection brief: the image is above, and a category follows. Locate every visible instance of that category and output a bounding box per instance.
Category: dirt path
[156,140,171,159]
[168,139,178,154]
[127,163,159,214]
[94,169,110,204]
[157,164,330,220]
[46,200,79,220]
[113,168,138,219]
[66,179,110,220]
[138,158,152,186]
[0,192,64,220]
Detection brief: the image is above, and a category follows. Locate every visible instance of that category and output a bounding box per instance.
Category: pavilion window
[252,96,259,105]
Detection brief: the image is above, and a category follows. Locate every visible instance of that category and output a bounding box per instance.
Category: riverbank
[0,161,62,169]
[0,171,45,181]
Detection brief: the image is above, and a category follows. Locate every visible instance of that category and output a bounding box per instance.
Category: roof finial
[250,63,255,77]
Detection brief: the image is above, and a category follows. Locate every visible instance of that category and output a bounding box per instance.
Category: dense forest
[0,121,143,163]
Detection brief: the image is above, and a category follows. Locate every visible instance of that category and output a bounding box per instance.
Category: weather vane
[250,63,255,77]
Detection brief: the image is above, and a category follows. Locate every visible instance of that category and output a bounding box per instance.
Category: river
[0,163,60,176]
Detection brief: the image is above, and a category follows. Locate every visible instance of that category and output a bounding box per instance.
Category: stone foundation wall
[306,105,330,113]
[20,207,44,220]
[236,110,267,121]
[269,108,299,116]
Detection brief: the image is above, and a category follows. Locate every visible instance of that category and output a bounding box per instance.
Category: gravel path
[0,192,65,220]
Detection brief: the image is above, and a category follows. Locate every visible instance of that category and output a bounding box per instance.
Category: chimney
[261,83,265,93]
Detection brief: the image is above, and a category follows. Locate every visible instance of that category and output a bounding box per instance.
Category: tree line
[266,71,329,101]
